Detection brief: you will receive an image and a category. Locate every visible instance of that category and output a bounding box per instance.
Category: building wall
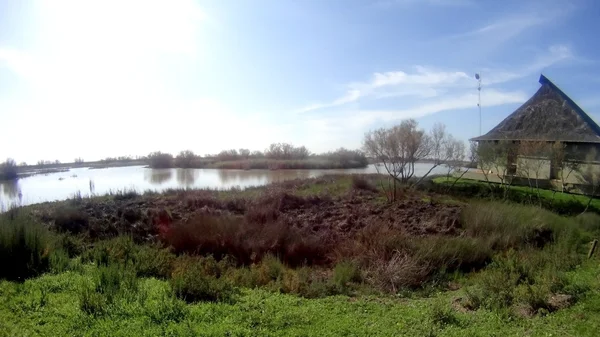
[516,157,551,180]
[474,141,600,193]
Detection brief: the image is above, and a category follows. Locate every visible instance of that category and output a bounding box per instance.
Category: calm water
[0,163,447,208]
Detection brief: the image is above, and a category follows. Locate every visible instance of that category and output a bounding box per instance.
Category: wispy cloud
[448,15,546,42]
[340,89,527,126]
[297,66,470,113]
[296,44,572,115]
[440,4,575,54]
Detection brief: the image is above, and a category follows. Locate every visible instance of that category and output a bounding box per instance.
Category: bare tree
[575,148,600,214]
[175,150,198,168]
[363,119,432,201]
[443,140,473,191]
[517,141,552,205]
[413,123,449,186]
[551,142,579,193]
[238,149,251,160]
[476,140,517,199]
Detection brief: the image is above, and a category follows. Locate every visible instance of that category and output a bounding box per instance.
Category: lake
[0,163,448,208]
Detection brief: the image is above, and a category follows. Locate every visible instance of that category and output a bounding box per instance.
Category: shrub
[573,212,600,236]
[256,254,285,284]
[147,151,173,168]
[0,216,51,281]
[148,292,189,324]
[113,188,139,201]
[52,206,89,234]
[370,252,429,292]
[325,148,369,168]
[265,143,310,160]
[174,150,200,168]
[83,236,139,267]
[56,234,86,258]
[49,249,71,273]
[333,261,361,293]
[461,202,557,250]
[78,263,139,315]
[96,264,126,302]
[79,283,107,316]
[164,213,327,267]
[134,244,176,278]
[412,236,492,273]
[351,175,378,192]
[0,158,18,180]
[83,236,176,278]
[429,300,460,327]
[170,257,238,303]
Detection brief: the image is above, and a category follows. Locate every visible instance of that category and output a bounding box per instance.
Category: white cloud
[371,66,469,87]
[345,89,527,126]
[297,44,572,115]
[297,66,470,113]
[452,15,546,41]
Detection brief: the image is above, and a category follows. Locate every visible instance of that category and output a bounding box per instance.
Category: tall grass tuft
[0,214,51,281]
[170,255,239,303]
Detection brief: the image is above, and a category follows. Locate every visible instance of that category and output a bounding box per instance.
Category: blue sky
[1,0,599,163]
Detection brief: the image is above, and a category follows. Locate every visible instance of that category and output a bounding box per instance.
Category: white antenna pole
[475,73,482,136]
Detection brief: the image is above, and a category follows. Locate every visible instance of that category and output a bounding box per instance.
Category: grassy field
[1,175,600,336]
[1,262,599,336]
[432,176,600,215]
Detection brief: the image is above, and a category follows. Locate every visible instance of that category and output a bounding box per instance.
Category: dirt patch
[32,181,462,248]
[282,192,461,238]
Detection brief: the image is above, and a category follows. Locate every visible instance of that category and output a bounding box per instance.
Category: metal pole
[478,74,482,136]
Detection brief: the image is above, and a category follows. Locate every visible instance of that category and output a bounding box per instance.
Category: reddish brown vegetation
[34,176,481,290]
[164,214,327,267]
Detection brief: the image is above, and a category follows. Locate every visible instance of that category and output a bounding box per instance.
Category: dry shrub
[412,236,492,272]
[184,193,225,210]
[369,252,430,292]
[351,175,378,193]
[163,214,328,267]
[53,206,89,233]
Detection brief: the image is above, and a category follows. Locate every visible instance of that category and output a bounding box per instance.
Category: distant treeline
[147,143,368,170]
[0,144,368,179]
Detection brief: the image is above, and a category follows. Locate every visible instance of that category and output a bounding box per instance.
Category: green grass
[433,177,600,214]
[293,175,353,197]
[0,261,598,336]
[3,176,600,335]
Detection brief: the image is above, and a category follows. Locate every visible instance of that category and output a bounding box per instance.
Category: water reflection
[175,169,198,187]
[0,179,20,200]
[1,163,447,210]
[217,169,313,185]
[145,169,173,185]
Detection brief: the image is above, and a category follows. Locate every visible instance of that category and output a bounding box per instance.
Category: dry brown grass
[163,214,328,267]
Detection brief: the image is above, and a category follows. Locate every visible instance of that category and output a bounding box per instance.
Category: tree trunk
[411,163,440,188]
[448,167,471,192]
[581,187,596,215]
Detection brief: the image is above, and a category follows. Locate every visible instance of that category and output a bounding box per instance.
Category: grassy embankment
[1,175,600,336]
[431,176,600,215]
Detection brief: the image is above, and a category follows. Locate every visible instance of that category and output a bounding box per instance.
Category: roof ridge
[539,74,600,137]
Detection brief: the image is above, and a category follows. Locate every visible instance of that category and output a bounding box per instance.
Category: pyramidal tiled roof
[471,74,600,143]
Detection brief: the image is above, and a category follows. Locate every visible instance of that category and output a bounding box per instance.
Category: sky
[1,0,600,163]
